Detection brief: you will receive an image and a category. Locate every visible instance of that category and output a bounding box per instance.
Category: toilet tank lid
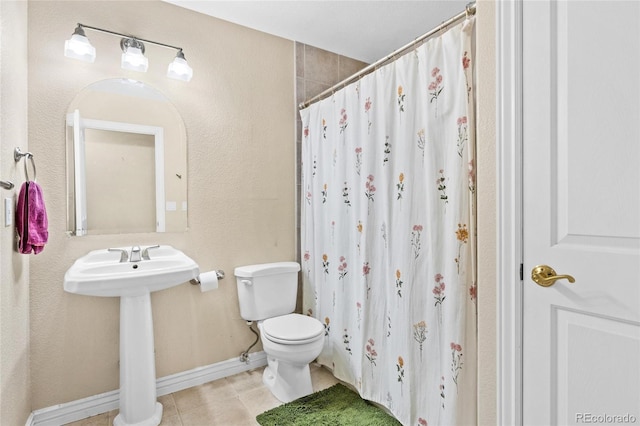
[234,261,300,278]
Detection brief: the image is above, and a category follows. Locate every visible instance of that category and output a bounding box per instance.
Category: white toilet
[235,262,324,402]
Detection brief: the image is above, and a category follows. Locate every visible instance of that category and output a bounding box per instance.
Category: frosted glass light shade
[167,56,193,82]
[64,34,96,63]
[121,46,148,72]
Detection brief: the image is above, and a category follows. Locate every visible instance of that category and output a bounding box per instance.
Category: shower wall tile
[294,43,368,264]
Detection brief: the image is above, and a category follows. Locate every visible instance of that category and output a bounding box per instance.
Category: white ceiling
[164,1,470,63]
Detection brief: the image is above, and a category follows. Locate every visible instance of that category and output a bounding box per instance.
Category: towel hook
[14,147,37,182]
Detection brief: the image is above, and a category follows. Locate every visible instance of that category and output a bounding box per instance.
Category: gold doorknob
[531,265,575,287]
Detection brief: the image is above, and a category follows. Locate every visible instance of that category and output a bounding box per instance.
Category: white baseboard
[28,351,267,426]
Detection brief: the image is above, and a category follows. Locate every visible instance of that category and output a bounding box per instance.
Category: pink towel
[16,181,48,254]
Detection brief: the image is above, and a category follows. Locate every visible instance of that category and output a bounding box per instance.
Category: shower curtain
[300,18,476,426]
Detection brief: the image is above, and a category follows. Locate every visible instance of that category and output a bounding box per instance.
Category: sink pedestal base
[113,293,163,426]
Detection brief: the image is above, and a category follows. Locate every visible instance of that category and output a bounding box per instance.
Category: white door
[522,1,640,425]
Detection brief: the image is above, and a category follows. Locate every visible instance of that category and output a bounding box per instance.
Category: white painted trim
[66,113,167,234]
[496,1,524,425]
[27,352,267,426]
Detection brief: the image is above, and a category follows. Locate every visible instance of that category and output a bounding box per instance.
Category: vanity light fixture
[120,38,149,73]
[64,23,193,82]
[64,25,96,63]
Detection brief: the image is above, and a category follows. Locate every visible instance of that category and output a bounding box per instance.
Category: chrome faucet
[108,248,129,263]
[130,246,142,262]
[142,245,160,260]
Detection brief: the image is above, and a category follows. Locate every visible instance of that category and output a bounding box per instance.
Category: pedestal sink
[64,245,199,426]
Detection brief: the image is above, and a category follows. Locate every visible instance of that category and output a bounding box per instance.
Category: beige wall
[0,1,32,425]
[476,1,497,425]
[14,0,499,422]
[28,0,295,409]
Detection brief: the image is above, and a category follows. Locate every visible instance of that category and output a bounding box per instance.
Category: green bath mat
[256,383,402,426]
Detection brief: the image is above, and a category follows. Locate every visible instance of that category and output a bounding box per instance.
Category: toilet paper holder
[190,270,225,286]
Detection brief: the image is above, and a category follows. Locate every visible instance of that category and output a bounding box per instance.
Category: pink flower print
[362,262,371,276]
[363,262,371,298]
[356,302,362,329]
[303,251,310,262]
[338,256,348,279]
[303,126,309,138]
[365,338,377,367]
[456,116,469,158]
[339,108,348,133]
[434,274,445,324]
[428,67,444,117]
[433,278,446,306]
[462,51,471,70]
[418,418,428,426]
[305,190,312,205]
[364,97,373,134]
[354,147,363,175]
[470,282,477,303]
[450,342,464,391]
[468,159,476,194]
[365,174,376,202]
[411,224,423,259]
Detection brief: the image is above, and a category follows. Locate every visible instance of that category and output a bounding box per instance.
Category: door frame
[496,1,524,425]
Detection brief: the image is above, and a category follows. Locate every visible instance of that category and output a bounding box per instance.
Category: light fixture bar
[76,23,184,52]
[67,23,193,81]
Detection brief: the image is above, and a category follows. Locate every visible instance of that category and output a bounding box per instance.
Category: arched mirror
[66,79,187,236]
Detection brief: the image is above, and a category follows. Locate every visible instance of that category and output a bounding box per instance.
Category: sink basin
[63,245,200,426]
[64,245,199,297]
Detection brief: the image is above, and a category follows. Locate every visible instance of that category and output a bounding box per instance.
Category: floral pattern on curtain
[300,18,476,426]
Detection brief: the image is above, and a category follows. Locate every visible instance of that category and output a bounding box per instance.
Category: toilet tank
[235,262,301,321]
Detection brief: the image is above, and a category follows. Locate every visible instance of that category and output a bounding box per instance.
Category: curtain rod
[299,2,476,109]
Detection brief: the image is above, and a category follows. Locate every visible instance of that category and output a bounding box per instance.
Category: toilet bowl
[258,314,324,402]
[234,262,325,402]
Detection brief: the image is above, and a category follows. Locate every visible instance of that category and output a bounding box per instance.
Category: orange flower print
[455,223,469,274]
[324,317,330,336]
[322,254,329,275]
[397,85,405,113]
[322,118,327,139]
[395,269,403,298]
[396,356,405,394]
[396,173,405,200]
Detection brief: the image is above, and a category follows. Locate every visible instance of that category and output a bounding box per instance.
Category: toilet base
[262,358,313,403]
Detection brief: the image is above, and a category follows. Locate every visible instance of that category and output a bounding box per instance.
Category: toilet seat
[262,314,324,345]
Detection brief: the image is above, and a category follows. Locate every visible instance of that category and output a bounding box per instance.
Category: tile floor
[65,363,340,426]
